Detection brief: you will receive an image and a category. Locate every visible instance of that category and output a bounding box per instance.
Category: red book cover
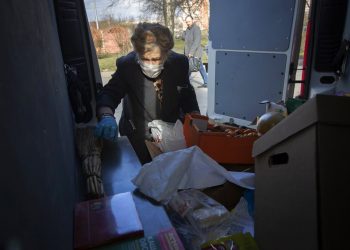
[74,192,144,249]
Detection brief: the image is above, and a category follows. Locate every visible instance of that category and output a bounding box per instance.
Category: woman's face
[139,46,164,65]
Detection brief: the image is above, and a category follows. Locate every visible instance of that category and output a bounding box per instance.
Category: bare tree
[140,0,207,33]
[107,0,207,35]
[108,0,179,34]
[107,0,131,7]
[177,0,205,21]
[141,0,178,34]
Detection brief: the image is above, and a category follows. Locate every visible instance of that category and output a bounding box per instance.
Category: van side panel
[0,0,79,249]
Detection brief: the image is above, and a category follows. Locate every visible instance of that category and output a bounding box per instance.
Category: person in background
[183,16,208,88]
[94,23,200,164]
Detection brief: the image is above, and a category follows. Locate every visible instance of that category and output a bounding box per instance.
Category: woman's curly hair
[131,23,174,56]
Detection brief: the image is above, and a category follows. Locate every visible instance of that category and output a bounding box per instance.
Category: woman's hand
[94,114,118,142]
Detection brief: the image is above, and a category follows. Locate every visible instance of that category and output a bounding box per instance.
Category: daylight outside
[84,0,211,116]
[84,0,309,116]
[84,0,209,70]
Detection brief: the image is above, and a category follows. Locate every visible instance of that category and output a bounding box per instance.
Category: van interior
[1,0,349,249]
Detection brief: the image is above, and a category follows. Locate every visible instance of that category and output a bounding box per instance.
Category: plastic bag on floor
[225,197,254,236]
[132,146,255,203]
[168,194,255,250]
[168,189,230,230]
[167,189,230,249]
[132,146,227,202]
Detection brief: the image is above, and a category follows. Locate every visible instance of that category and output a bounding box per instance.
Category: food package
[200,232,258,250]
[191,206,230,229]
[168,189,229,230]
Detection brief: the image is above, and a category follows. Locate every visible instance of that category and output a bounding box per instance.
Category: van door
[207,0,306,126]
[54,0,102,124]
[303,0,350,98]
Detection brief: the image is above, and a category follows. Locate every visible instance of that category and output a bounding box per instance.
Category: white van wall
[207,0,305,125]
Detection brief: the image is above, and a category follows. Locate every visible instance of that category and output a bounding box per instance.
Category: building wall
[0,0,79,249]
[198,0,209,30]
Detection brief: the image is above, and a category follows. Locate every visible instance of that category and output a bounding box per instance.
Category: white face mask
[138,60,164,78]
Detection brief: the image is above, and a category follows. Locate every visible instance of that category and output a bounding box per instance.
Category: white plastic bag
[227,197,255,236]
[132,146,255,203]
[148,119,186,152]
[132,146,227,202]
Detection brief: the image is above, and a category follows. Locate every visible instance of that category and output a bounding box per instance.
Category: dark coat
[97,51,199,163]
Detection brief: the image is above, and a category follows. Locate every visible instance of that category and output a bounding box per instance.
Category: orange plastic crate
[183,114,257,164]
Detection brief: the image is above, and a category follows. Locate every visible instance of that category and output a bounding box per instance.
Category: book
[93,227,185,250]
[74,192,144,249]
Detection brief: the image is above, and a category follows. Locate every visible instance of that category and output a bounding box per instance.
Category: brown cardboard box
[252,95,350,250]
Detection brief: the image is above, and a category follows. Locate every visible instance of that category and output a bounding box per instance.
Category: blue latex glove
[94,115,118,142]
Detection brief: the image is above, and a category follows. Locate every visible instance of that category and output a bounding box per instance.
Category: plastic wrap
[167,189,230,249]
[167,190,255,249]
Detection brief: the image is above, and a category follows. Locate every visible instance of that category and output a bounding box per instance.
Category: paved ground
[100,71,208,122]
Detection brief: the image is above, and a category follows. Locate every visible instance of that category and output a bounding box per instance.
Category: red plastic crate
[183,114,257,164]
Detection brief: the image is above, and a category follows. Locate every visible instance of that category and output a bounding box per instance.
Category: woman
[95,23,200,164]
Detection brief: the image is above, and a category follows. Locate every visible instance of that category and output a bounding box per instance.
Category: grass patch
[173,38,185,54]
[98,54,118,72]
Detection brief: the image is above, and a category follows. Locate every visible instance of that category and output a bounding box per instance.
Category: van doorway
[83,0,210,117]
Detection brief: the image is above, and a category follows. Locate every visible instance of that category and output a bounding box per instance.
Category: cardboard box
[252,95,350,250]
[183,114,258,164]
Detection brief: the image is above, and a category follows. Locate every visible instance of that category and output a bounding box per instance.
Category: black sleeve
[178,57,200,114]
[96,62,127,112]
